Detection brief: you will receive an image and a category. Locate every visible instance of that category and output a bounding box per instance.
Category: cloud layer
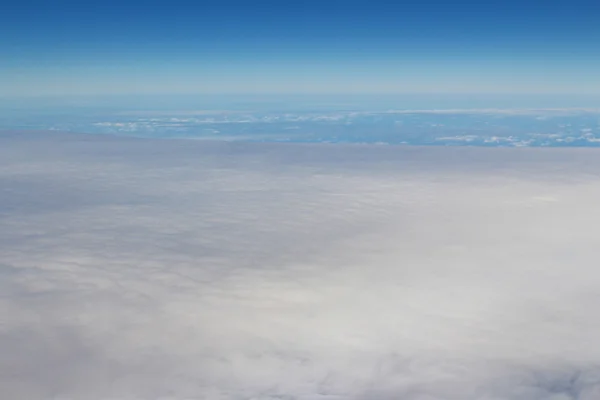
[2,132,600,399]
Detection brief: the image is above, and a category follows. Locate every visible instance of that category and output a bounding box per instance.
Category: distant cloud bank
[4,106,600,147]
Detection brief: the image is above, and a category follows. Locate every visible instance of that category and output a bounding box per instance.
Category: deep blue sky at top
[2,0,600,96]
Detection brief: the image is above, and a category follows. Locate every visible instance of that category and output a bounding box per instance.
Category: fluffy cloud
[2,131,600,399]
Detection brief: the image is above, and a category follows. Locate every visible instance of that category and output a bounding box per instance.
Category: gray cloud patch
[2,131,600,399]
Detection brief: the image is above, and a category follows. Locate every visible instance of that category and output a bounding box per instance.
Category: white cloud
[2,132,600,399]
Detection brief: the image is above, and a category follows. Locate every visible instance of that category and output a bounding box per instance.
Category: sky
[3,131,600,398]
[2,0,600,96]
[5,1,600,397]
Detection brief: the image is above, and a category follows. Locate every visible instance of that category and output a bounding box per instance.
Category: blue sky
[2,0,600,96]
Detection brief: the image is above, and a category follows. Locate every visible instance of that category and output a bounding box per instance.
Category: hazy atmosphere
[4,0,600,399]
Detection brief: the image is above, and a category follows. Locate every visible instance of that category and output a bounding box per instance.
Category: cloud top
[2,132,600,399]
